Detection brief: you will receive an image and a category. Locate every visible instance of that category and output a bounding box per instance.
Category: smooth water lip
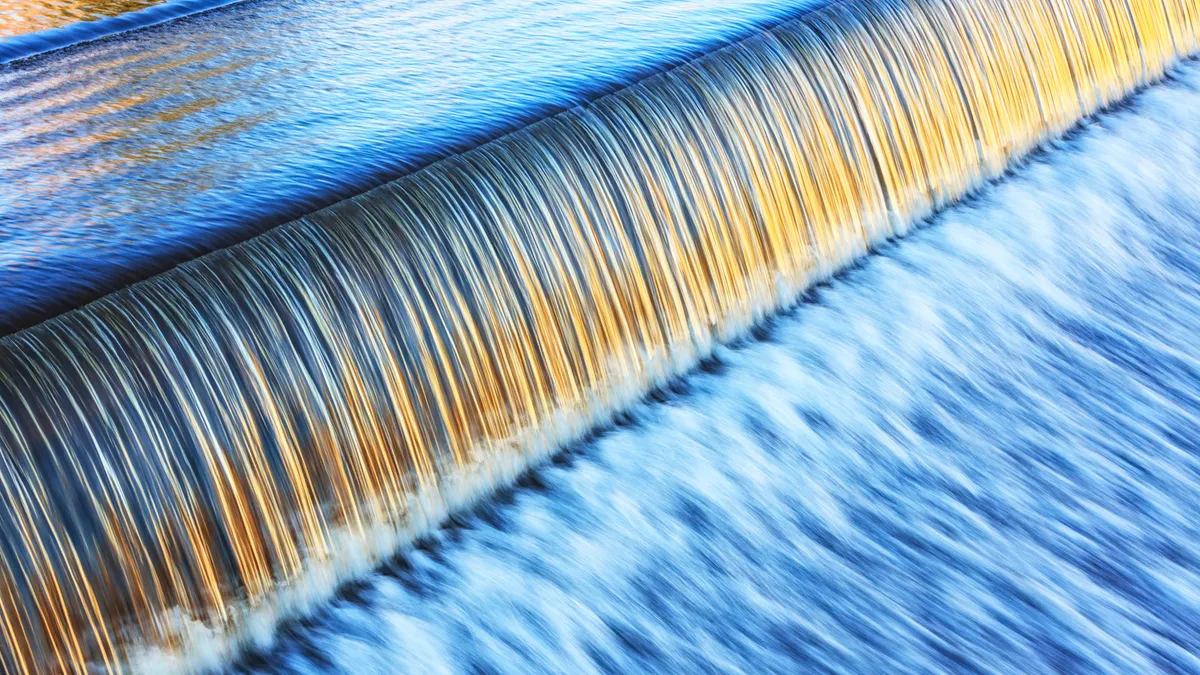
[0,0,247,65]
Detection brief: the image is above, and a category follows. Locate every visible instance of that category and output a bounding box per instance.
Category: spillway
[1,0,1198,672]
[224,65,1200,671]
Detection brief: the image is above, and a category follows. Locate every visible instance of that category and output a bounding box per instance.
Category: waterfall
[0,0,1196,671]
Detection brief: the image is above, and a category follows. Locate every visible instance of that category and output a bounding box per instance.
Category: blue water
[222,60,1200,674]
[0,0,807,334]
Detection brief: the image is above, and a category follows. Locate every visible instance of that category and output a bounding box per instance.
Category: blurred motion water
[0,0,803,333]
[224,60,1200,674]
[1,0,1193,670]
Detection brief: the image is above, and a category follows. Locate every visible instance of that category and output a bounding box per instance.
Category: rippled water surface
[0,0,803,333]
[0,0,164,37]
[224,61,1200,674]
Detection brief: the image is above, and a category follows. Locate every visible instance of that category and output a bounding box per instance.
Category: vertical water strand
[1169,0,1200,55]
[1,0,1199,672]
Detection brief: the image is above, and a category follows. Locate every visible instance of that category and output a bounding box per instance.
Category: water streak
[0,0,1197,672]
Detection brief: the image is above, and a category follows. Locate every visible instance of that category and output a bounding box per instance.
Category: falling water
[223,66,1200,672]
[0,0,1197,672]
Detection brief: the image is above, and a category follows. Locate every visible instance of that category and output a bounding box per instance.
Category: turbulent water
[1,0,1199,672]
[227,61,1200,674]
[0,0,803,333]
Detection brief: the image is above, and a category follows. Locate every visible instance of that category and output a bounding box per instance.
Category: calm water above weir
[0,0,803,333]
[1,0,166,37]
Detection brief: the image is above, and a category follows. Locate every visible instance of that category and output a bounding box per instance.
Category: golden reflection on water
[0,39,272,252]
[0,0,165,37]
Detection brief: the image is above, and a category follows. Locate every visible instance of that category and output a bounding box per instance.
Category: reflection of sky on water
[0,0,804,333]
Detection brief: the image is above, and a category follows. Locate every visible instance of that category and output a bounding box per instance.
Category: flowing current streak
[0,0,1197,671]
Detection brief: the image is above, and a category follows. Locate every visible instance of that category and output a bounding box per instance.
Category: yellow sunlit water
[0,0,1197,672]
[0,0,163,37]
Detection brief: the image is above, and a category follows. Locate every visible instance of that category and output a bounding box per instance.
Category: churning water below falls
[218,59,1200,674]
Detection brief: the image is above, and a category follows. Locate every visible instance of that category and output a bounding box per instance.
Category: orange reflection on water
[0,0,165,37]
